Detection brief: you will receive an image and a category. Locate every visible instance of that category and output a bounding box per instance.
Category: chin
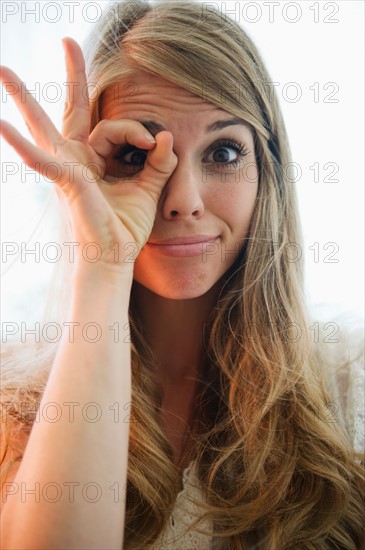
[132,263,223,300]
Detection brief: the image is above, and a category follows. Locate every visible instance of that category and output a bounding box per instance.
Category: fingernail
[144,132,156,143]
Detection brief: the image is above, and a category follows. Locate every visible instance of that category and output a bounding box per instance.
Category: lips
[148,235,218,246]
[146,235,220,258]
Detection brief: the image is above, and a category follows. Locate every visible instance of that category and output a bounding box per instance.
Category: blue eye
[113,145,147,170]
[204,139,250,170]
[112,138,250,173]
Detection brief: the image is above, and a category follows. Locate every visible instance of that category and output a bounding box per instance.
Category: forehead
[100,69,231,130]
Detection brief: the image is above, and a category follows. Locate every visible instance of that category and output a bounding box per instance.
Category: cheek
[211,175,258,231]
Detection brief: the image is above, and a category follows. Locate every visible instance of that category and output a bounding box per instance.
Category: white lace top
[148,326,365,550]
[149,459,212,550]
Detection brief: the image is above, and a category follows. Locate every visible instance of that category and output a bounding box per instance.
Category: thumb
[138,131,178,199]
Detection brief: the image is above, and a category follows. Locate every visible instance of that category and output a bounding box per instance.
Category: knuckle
[97,119,109,130]
[63,100,72,116]
[166,152,178,172]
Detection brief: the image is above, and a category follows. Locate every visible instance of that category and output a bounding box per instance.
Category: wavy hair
[1,1,364,548]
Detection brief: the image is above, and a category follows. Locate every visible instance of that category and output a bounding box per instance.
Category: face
[100,70,259,300]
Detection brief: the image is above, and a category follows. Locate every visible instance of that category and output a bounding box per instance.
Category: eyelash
[206,139,250,170]
[112,138,250,172]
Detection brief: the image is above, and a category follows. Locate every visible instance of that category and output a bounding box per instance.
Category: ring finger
[0,65,65,153]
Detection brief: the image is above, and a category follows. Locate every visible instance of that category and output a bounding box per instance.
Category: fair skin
[0,38,180,548]
[100,72,258,377]
[0,37,259,546]
[1,37,364,550]
[100,73,259,457]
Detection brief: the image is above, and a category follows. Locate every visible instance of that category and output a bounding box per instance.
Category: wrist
[72,261,134,291]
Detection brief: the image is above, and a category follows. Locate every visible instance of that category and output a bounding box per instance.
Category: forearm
[1,266,133,550]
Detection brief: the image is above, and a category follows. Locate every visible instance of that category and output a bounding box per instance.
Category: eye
[204,139,250,169]
[112,138,251,174]
[113,144,147,172]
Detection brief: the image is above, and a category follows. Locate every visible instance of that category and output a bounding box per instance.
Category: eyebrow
[137,117,249,136]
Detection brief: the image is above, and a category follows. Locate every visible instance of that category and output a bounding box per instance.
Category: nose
[159,159,205,220]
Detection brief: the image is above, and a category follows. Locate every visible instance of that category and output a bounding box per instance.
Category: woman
[1,0,364,548]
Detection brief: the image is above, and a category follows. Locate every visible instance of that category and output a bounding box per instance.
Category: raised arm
[0,37,177,549]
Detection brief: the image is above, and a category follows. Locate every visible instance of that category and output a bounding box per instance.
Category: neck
[130,280,221,386]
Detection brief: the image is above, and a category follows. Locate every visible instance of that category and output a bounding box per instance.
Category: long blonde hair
[1,1,364,548]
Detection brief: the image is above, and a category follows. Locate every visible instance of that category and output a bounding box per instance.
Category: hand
[0,37,178,273]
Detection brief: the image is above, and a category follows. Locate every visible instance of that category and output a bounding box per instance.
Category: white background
[1,0,364,328]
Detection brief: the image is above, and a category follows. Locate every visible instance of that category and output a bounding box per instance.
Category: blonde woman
[0,1,364,549]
